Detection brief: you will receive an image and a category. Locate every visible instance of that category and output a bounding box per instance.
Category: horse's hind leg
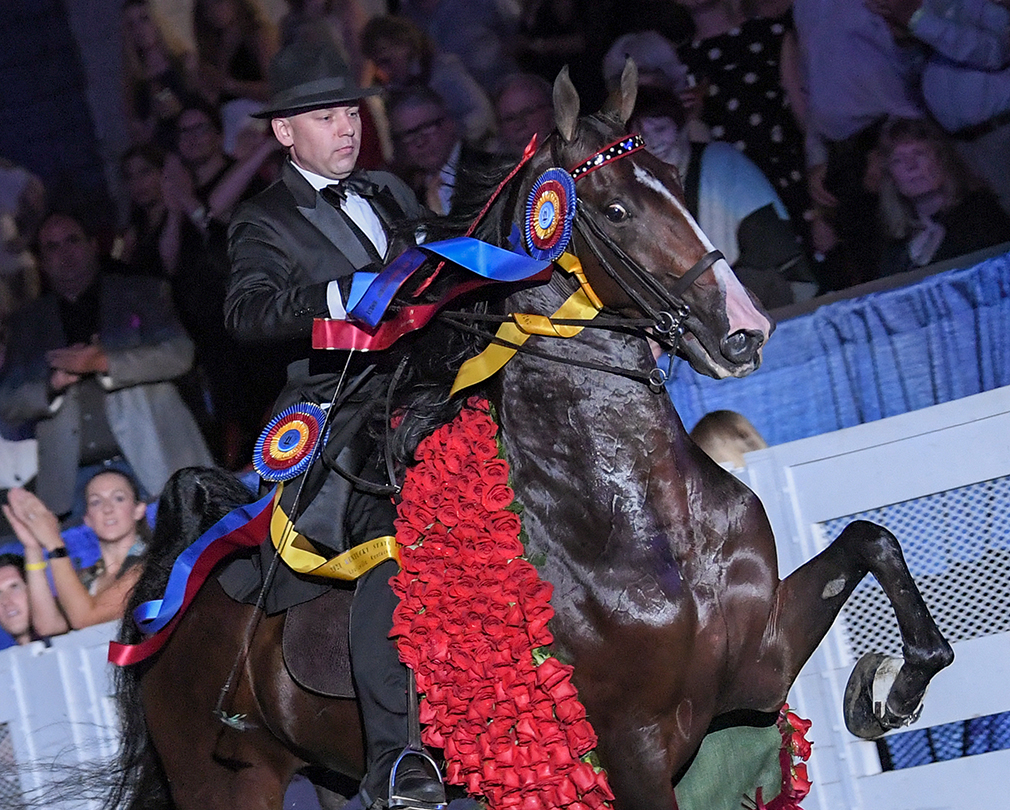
[751,520,953,736]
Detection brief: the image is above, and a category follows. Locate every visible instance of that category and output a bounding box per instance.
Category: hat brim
[253,85,381,120]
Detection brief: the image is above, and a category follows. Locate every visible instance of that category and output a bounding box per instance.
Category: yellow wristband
[25,561,48,572]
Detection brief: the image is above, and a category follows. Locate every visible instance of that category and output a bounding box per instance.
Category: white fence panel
[743,385,1010,810]
[0,622,119,809]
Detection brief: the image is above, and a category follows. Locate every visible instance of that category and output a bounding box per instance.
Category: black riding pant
[351,558,409,805]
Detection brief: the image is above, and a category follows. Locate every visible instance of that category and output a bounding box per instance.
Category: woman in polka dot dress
[675,0,812,250]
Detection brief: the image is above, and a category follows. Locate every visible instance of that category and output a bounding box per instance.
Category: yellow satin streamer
[450,253,602,395]
[270,485,399,579]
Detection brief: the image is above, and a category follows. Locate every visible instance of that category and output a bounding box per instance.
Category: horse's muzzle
[721,329,766,366]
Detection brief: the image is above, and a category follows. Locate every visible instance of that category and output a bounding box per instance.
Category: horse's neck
[495,276,697,555]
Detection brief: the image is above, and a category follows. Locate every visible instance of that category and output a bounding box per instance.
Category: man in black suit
[223,40,438,810]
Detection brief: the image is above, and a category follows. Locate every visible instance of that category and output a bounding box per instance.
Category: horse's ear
[617,58,639,125]
[553,65,580,143]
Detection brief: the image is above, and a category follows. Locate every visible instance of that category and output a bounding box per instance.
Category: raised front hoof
[843,653,923,740]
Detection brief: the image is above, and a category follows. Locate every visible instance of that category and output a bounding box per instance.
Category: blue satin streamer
[348,237,551,328]
[347,271,378,311]
[132,488,276,634]
[348,247,430,327]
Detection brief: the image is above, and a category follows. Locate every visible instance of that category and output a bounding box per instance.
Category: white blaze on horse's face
[631,164,773,377]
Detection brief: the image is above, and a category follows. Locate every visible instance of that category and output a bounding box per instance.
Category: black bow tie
[321,172,377,205]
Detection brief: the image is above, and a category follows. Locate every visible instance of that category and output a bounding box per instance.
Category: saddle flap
[282,587,356,698]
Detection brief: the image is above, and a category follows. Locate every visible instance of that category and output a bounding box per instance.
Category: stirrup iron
[388,667,447,810]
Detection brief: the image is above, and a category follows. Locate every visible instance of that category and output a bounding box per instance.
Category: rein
[444,130,724,392]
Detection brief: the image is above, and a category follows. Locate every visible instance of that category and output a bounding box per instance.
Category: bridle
[566,133,724,348]
[328,128,728,496]
[441,130,725,392]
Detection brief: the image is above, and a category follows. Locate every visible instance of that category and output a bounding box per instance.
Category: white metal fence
[743,385,1010,810]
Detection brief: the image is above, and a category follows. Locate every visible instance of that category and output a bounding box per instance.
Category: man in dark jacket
[223,39,438,810]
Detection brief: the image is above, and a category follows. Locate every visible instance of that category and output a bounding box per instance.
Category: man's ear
[272,117,294,148]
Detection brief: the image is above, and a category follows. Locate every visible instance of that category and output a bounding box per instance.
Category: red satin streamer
[107,503,273,666]
[313,134,543,352]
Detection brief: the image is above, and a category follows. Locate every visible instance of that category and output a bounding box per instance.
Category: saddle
[282,587,356,698]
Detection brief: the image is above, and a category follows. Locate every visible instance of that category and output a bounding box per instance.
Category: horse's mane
[386,147,533,465]
[107,467,257,810]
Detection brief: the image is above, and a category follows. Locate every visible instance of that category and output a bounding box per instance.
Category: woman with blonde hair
[689,410,768,470]
[3,470,149,634]
[120,0,197,148]
[192,0,278,105]
[876,116,1010,276]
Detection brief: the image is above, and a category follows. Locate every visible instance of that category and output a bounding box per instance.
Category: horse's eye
[605,202,628,223]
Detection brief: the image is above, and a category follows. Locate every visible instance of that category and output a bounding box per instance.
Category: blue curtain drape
[667,251,1010,446]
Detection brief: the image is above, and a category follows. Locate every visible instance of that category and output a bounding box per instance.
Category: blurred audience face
[369,37,415,85]
[887,139,945,202]
[633,116,682,165]
[83,471,146,545]
[122,1,160,51]
[123,153,164,209]
[200,0,239,29]
[391,100,458,174]
[0,564,30,644]
[38,214,99,301]
[495,79,554,156]
[177,108,222,168]
[272,106,362,180]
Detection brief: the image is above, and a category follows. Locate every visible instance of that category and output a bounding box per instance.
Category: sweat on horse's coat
[106,64,950,810]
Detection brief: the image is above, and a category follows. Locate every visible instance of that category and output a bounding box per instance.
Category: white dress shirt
[291,162,388,319]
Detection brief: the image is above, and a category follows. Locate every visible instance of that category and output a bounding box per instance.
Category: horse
[108,64,953,810]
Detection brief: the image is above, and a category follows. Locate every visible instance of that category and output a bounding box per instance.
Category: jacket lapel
[283,160,376,270]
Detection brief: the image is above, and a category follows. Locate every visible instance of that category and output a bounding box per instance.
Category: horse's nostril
[721,330,763,363]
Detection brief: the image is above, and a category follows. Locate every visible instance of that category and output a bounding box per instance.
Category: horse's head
[539,63,774,379]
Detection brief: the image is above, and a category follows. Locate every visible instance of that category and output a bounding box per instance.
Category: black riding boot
[350,560,444,809]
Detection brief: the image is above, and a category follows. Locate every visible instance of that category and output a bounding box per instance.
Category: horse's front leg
[750,520,953,736]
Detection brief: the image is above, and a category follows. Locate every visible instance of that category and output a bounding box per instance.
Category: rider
[221,38,440,810]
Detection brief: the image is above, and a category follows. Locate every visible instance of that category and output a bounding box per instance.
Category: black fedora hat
[253,39,378,119]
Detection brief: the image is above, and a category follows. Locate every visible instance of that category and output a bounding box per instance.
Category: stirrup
[388,667,447,810]
[387,748,447,810]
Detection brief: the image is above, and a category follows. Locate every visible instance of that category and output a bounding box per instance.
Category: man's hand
[865,0,922,28]
[49,368,81,393]
[46,341,108,376]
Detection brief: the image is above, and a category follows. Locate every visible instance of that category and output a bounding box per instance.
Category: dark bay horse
[108,65,953,810]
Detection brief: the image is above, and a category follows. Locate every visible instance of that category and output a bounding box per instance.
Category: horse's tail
[107,466,257,810]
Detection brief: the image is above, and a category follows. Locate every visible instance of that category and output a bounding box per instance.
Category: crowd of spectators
[1,0,1010,649]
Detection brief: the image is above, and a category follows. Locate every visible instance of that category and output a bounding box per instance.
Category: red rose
[564,718,598,755]
[470,436,500,461]
[443,444,470,476]
[786,761,811,801]
[482,458,511,486]
[480,482,513,509]
[396,500,436,532]
[461,475,489,506]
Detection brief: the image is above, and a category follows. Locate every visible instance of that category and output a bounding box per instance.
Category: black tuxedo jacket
[220,160,427,608]
[225,159,426,346]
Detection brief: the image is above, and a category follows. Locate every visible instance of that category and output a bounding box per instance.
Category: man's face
[272,106,362,180]
[38,214,99,301]
[123,154,163,209]
[391,102,458,174]
[496,84,554,156]
[177,108,222,167]
[0,566,30,643]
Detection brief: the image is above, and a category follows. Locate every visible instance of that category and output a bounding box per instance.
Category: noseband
[567,134,724,347]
